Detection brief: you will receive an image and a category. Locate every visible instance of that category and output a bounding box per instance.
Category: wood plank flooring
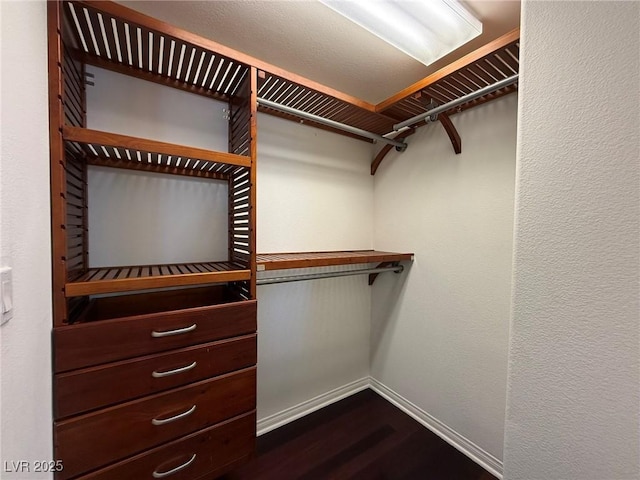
[222,389,498,480]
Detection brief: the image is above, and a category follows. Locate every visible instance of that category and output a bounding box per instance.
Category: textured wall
[503,2,640,479]
[0,2,53,478]
[372,93,518,466]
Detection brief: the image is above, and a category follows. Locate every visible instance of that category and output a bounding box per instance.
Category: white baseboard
[256,377,370,436]
[369,377,503,479]
[256,377,502,478]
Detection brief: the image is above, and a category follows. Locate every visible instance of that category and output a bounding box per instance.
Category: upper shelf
[376,29,520,122]
[64,1,250,102]
[257,72,396,139]
[62,1,519,146]
[64,126,249,179]
[256,251,414,271]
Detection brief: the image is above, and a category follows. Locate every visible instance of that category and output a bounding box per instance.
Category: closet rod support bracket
[368,261,401,286]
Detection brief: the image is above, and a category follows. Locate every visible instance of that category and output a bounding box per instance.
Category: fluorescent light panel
[318,0,482,67]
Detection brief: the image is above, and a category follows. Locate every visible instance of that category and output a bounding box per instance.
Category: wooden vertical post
[48,0,68,326]
[79,61,89,277]
[248,67,258,299]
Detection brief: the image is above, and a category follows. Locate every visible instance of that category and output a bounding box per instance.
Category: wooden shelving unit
[49,2,259,478]
[50,0,259,325]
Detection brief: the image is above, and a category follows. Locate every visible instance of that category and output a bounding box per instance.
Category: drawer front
[55,334,257,419]
[55,367,256,479]
[54,300,256,372]
[75,411,255,480]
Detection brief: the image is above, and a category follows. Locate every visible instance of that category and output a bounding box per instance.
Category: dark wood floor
[222,389,498,480]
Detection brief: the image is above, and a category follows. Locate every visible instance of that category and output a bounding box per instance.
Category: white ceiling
[119,0,521,104]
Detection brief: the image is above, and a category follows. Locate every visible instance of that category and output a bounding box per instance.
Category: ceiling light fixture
[317,0,482,67]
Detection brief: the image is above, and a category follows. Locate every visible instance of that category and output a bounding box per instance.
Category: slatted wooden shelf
[63,126,250,179]
[376,29,520,121]
[257,72,396,139]
[62,0,388,143]
[256,251,414,271]
[64,1,250,101]
[63,1,519,146]
[65,261,251,297]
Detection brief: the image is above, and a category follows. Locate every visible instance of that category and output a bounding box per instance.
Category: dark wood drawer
[54,334,257,419]
[74,411,256,480]
[54,367,256,479]
[54,298,256,372]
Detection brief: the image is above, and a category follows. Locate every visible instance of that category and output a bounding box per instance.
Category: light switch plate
[1,267,13,325]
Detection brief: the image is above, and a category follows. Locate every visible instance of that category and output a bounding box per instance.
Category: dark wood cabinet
[53,291,257,372]
[55,334,257,418]
[74,411,256,480]
[48,2,258,477]
[55,367,256,478]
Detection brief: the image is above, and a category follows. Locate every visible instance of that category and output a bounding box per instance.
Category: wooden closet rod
[256,264,404,285]
[257,98,408,149]
[391,73,520,132]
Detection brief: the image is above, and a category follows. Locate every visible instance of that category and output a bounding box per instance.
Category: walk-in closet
[2,1,638,479]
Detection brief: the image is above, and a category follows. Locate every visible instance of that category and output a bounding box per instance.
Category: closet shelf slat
[65,261,251,296]
[63,126,251,177]
[256,250,414,271]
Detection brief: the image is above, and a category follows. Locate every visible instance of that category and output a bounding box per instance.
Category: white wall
[88,166,229,266]
[87,67,374,424]
[257,114,374,252]
[0,1,53,478]
[256,116,374,422]
[503,3,639,480]
[372,94,518,469]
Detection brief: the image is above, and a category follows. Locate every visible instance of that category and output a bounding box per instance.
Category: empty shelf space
[63,126,250,179]
[65,261,251,296]
[256,251,414,271]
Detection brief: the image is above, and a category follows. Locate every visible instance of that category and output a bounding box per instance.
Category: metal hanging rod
[392,73,519,132]
[257,98,408,149]
[256,264,404,286]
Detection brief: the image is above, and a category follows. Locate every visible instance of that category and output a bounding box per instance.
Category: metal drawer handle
[151,405,196,426]
[152,361,197,378]
[152,453,196,478]
[151,324,196,338]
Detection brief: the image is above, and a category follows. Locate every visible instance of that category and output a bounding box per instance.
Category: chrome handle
[151,324,196,338]
[152,453,196,478]
[152,361,197,378]
[151,405,196,426]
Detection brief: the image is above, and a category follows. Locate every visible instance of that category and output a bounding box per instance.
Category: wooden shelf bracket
[438,113,462,155]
